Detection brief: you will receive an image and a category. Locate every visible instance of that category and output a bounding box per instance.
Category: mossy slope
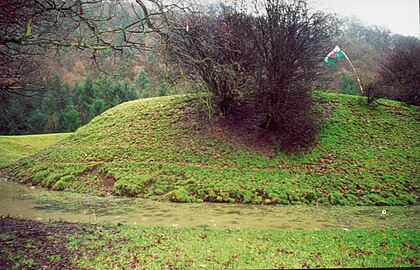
[4,93,419,205]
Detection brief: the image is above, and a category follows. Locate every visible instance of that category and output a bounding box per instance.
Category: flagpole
[341,51,364,94]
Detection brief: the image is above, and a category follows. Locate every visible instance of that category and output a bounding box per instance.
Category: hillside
[3,93,419,205]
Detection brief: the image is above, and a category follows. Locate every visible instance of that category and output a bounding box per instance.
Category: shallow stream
[1,179,418,231]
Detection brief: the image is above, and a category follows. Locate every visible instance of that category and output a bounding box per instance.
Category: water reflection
[0,179,418,231]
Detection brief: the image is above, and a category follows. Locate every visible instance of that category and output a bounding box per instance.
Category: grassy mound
[3,93,419,205]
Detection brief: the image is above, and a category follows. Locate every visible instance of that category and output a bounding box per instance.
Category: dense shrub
[379,37,420,105]
[340,73,358,95]
[248,0,339,150]
[171,0,339,151]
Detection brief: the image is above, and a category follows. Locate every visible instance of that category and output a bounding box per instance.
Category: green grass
[73,226,419,269]
[0,133,71,169]
[2,93,419,205]
[1,217,418,269]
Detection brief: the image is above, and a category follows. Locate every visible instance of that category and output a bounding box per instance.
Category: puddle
[0,179,418,230]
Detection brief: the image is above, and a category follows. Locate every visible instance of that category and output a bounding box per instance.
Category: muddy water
[0,179,418,231]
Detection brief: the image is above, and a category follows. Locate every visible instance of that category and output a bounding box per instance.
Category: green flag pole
[341,51,364,95]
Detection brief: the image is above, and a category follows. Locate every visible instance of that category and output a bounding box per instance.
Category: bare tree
[168,0,339,151]
[379,37,420,106]
[247,0,339,150]
[168,5,254,115]
[0,0,179,95]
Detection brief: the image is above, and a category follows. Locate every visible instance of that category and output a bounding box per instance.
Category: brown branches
[169,0,340,151]
[0,0,181,94]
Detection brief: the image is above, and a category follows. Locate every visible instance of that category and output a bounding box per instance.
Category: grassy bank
[1,217,418,269]
[0,133,71,169]
[2,93,419,205]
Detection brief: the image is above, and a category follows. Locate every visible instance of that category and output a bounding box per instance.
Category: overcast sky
[309,0,419,37]
[197,0,419,37]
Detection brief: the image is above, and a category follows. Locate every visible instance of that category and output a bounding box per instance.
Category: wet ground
[1,179,418,231]
[0,216,119,269]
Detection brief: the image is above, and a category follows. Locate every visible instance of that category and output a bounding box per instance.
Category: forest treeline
[0,0,418,145]
[0,70,177,135]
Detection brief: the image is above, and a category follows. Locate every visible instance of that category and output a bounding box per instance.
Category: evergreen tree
[40,75,72,132]
[91,98,106,117]
[109,81,122,107]
[135,67,150,96]
[42,74,70,115]
[62,105,81,132]
[93,75,113,106]
[0,94,32,134]
[157,82,169,97]
[77,77,96,124]
[44,113,61,133]
[1,73,140,134]
[121,81,138,101]
[340,73,358,95]
[28,110,48,134]
[4,105,27,134]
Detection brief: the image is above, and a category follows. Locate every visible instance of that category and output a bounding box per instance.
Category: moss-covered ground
[0,217,418,269]
[2,93,419,205]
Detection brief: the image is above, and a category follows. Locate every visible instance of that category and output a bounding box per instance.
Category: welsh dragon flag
[324,46,345,66]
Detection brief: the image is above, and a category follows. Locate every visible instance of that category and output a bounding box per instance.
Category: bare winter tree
[379,37,420,106]
[0,0,182,96]
[168,4,255,115]
[247,0,339,150]
[169,0,339,151]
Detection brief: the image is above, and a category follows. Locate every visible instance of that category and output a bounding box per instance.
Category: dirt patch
[0,216,117,269]
[193,99,337,155]
[197,102,284,156]
[98,172,116,195]
[76,164,116,195]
